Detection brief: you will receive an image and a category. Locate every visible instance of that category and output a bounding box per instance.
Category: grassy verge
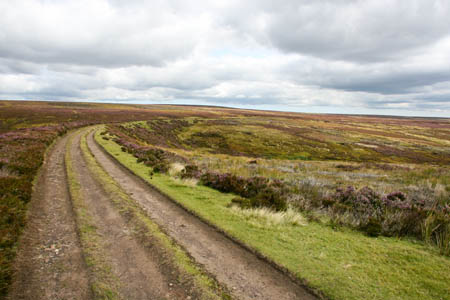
[81,129,228,300]
[95,127,450,300]
[65,131,120,299]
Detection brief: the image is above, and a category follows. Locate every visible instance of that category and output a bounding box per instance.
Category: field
[1,100,449,299]
[0,100,232,298]
[108,115,450,247]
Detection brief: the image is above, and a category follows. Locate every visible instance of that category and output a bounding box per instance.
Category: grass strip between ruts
[81,128,229,300]
[65,130,120,299]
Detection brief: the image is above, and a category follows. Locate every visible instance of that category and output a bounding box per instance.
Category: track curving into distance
[87,129,317,300]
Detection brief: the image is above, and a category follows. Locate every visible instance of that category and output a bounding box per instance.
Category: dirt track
[72,130,193,299]
[9,133,91,300]
[9,127,317,300]
[87,130,316,300]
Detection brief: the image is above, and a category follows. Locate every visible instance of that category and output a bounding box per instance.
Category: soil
[69,130,191,299]
[8,127,318,300]
[87,130,317,300]
[8,133,91,300]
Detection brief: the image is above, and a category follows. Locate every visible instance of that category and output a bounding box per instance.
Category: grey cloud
[324,71,450,94]
[415,93,450,103]
[226,0,450,63]
[0,31,193,69]
[0,0,449,117]
[0,58,41,75]
[180,95,278,106]
[280,55,450,95]
[22,88,83,100]
[0,1,201,68]
[5,84,83,101]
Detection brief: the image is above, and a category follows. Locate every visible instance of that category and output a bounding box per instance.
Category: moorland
[1,100,449,299]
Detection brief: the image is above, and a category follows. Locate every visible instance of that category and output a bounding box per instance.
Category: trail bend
[87,128,317,300]
[9,127,317,300]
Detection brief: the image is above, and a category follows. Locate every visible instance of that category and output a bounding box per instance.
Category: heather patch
[97,127,450,300]
[0,122,92,297]
[1,100,239,297]
[105,116,450,255]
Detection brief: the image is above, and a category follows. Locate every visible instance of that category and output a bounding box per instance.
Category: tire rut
[8,133,91,300]
[69,129,189,299]
[87,130,317,300]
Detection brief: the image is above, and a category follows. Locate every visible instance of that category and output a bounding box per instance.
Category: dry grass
[97,130,450,300]
[230,206,307,227]
[172,177,199,187]
[168,162,185,177]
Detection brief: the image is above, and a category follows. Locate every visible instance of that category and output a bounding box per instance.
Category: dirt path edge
[80,128,229,299]
[8,130,92,300]
[92,127,325,300]
[7,136,63,299]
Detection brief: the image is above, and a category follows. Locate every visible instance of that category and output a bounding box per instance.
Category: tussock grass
[191,154,449,196]
[173,177,199,187]
[168,162,185,177]
[96,128,450,300]
[230,206,307,227]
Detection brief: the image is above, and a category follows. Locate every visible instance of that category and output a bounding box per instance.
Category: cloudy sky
[1,0,450,117]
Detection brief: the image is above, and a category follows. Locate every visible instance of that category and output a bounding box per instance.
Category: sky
[1,0,450,117]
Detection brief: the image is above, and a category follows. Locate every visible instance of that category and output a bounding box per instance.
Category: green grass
[124,116,450,164]
[115,116,449,202]
[96,128,450,300]
[121,120,153,131]
[179,123,316,159]
[65,130,120,300]
[82,128,228,300]
[182,153,450,202]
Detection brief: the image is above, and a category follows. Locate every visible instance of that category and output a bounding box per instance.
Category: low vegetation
[1,100,449,299]
[0,122,93,296]
[107,117,450,255]
[65,132,120,299]
[96,126,450,300]
[81,129,229,299]
[0,100,242,297]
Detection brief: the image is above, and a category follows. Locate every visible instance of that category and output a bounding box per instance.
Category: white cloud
[0,0,449,117]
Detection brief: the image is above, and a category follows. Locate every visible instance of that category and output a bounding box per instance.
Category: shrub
[201,171,287,211]
[250,187,287,211]
[324,185,450,253]
[180,165,201,179]
[361,217,382,237]
[335,164,361,171]
[243,176,270,198]
[112,136,183,175]
[422,213,450,255]
[231,196,252,209]
[108,125,450,254]
[292,178,328,209]
[152,161,169,174]
[0,121,93,297]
